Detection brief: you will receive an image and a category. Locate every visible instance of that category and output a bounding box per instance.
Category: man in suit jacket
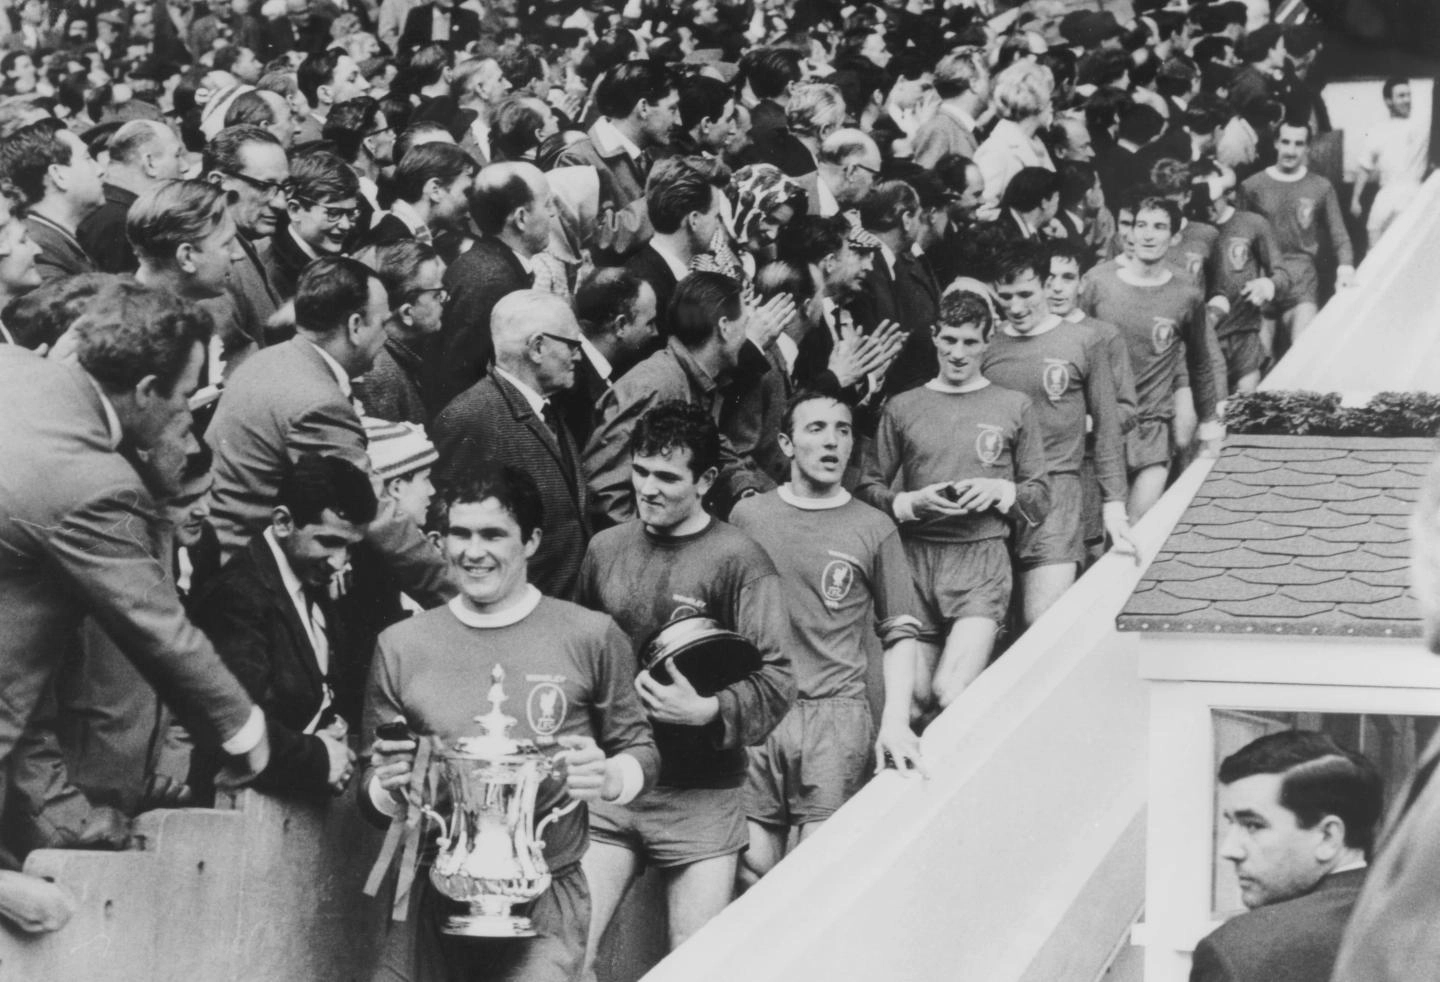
[77,121,186,275]
[397,0,481,52]
[206,256,452,608]
[425,162,550,417]
[555,269,660,448]
[0,124,105,283]
[1332,466,1440,981]
[200,125,290,376]
[433,291,590,599]
[853,181,941,398]
[1191,730,1383,982]
[912,48,986,169]
[190,454,373,801]
[0,282,268,876]
[624,157,722,336]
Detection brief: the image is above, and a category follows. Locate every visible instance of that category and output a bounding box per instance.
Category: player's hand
[907,482,975,520]
[371,719,418,797]
[319,731,356,795]
[1337,265,1357,289]
[1349,200,1363,220]
[216,726,271,791]
[635,660,720,727]
[875,721,926,778]
[0,872,77,934]
[1239,276,1275,306]
[1103,501,1141,565]
[950,478,1016,515]
[552,735,610,801]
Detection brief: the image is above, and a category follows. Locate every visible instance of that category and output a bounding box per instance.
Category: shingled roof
[1117,434,1433,638]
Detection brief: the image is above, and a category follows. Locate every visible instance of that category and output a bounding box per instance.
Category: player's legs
[932,617,999,707]
[913,641,940,716]
[1021,562,1077,627]
[1171,387,1197,458]
[737,821,787,892]
[663,853,739,949]
[1284,301,1318,345]
[578,841,640,981]
[1128,463,1169,520]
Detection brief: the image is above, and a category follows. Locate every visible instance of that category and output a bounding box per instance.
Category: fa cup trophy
[419,665,577,937]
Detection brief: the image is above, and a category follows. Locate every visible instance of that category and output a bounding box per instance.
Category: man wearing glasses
[431,289,592,600]
[260,150,362,301]
[810,128,881,220]
[201,124,291,376]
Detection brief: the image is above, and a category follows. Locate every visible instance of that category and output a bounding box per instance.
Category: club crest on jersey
[526,682,568,737]
[1151,317,1177,354]
[1184,252,1205,278]
[1041,359,1071,402]
[1226,237,1251,272]
[1296,197,1316,229]
[821,560,855,604]
[975,424,1004,466]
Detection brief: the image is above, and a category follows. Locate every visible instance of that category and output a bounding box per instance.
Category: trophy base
[443,913,538,938]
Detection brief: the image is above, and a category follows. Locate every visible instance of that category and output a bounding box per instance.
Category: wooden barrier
[1,790,386,982]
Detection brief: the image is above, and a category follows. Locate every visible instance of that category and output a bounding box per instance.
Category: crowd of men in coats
[0,0,1427,976]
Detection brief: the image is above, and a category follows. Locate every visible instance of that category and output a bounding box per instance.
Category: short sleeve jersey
[730,489,921,700]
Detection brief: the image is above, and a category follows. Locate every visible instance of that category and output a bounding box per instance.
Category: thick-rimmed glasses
[294,196,360,225]
[224,169,290,201]
[539,332,583,353]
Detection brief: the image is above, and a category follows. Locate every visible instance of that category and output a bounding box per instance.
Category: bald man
[78,120,187,274]
[424,162,557,416]
[431,290,590,598]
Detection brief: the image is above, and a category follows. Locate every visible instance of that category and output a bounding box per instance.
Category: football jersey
[1239,168,1354,268]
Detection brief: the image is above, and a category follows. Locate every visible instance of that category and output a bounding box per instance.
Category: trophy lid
[452,665,541,760]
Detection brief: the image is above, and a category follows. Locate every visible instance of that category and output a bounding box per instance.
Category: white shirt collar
[83,374,123,450]
[774,332,798,374]
[592,117,643,162]
[493,366,548,415]
[389,198,429,237]
[507,242,534,274]
[778,484,851,510]
[289,226,320,260]
[877,240,896,276]
[304,338,353,398]
[0,319,12,344]
[263,525,306,607]
[815,177,840,218]
[649,237,691,282]
[580,336,612,381]
[448,585,543,628]
[1333,858,1368,874]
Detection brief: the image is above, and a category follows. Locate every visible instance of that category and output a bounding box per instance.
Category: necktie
[302,589,334,733]
[541,401,574,475]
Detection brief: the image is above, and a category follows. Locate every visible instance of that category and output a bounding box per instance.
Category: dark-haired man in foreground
[363,464,658,982]
[576,401,793,973]
[1191,730,1382,982]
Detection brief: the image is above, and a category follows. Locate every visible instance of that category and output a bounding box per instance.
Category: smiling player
[856,291,1049,718]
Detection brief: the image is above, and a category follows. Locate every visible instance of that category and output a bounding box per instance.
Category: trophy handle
[533,799,582,847]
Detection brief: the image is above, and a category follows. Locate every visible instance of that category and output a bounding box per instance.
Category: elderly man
[353,239,446,426]
[432,290,590,600]
[206,256,452,607]
[0,121,105,282]
[425,161,554,415]
[1192,730,1381,982]
[77,120,187,274]
[0,279,269,875]
[810,128,881,219]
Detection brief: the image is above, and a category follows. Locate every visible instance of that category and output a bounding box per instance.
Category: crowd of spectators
[0,0,1426,973]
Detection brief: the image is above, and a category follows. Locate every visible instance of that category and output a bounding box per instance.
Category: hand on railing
[0,871,76,935]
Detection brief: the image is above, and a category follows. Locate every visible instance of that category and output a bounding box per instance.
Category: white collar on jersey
[779,484,852,510]
[448,585,543,628]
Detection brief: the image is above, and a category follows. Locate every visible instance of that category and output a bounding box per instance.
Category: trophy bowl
[419,667,578,938]
[640,615,762,696]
